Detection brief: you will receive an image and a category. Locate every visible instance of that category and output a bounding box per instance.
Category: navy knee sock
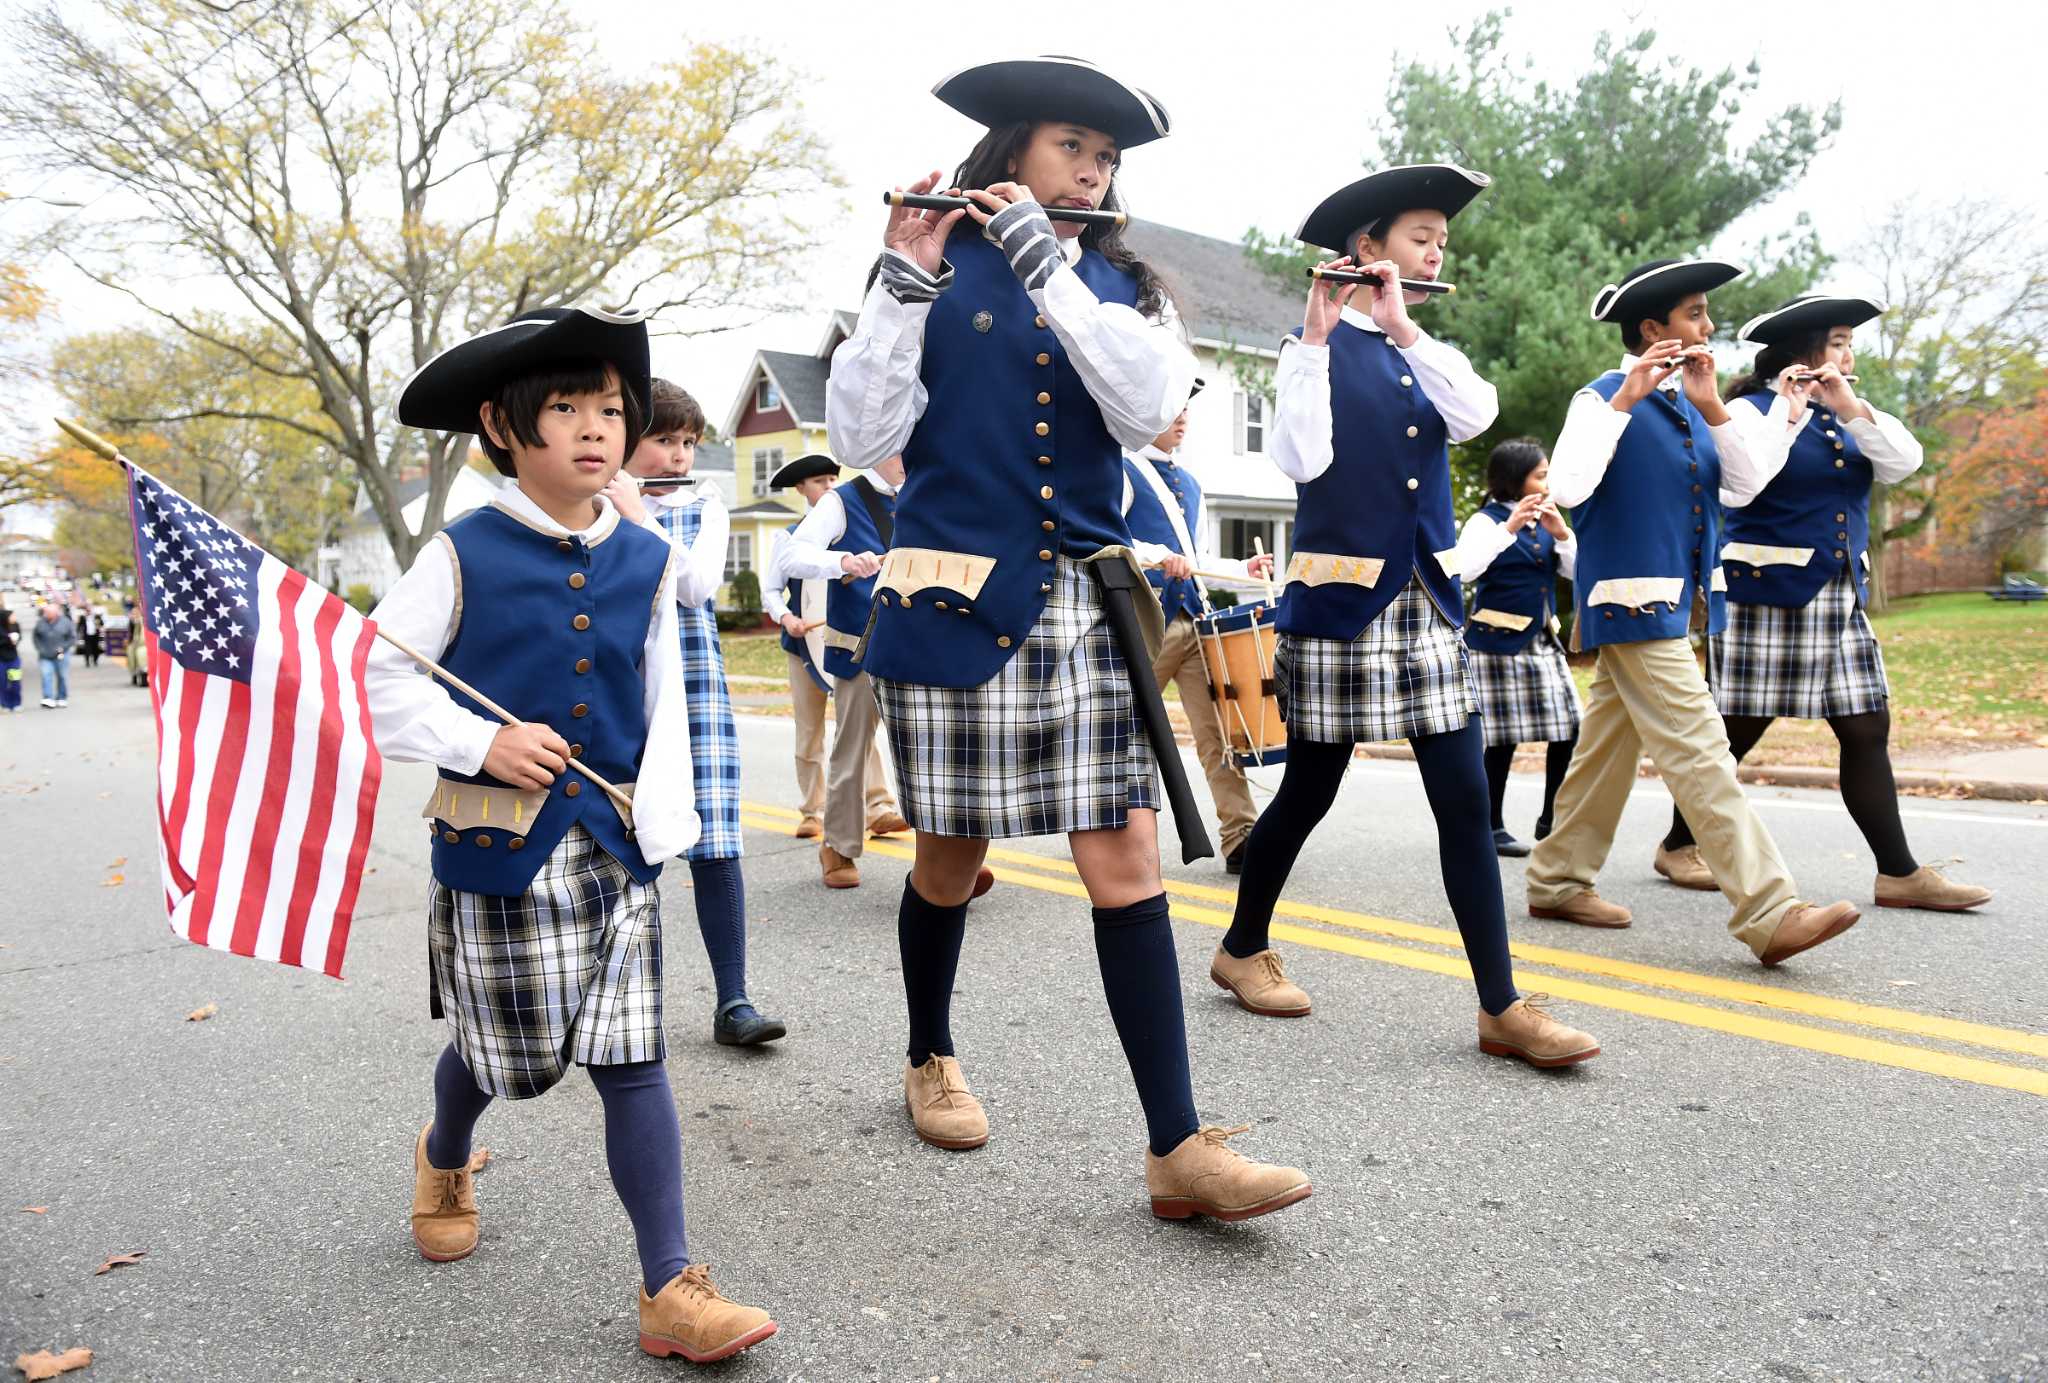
[688,858,749,1011]
[1093,894,1200,1158]
[425,1043,494,1171]
[1411,717,1519,1016]
[588,1060,690,1294]
[899,879,969,1067]
[1223,738,1354,958]
[1482,743,1516,832]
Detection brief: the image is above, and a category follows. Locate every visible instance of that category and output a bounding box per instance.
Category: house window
[751,445,784,497]
[1233,391,1270,454]
[755,376,780,414]
[724,532,753,582]
[1220,517,1277,565]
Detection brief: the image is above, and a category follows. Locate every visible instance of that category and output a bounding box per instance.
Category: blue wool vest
[1279,321,1461,639]
[1122,455,1204,622]
[429,505,669,894]
[824,477,893,680]
[1721,391,1875,608]
[776,519,828,692]
[1463,500,1563,655]
[1571,375,1726,649]
[865,231,1142,688]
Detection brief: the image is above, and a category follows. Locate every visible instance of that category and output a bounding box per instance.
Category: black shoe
[1224,845,1246,876]
[1533,816,1553,842]
[1491,828,1531,858]
[713,1001,787,1047]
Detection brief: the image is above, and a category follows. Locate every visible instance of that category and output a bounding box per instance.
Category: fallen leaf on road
[1888,980,1919,988]
[185,1004,217,1023]
[93,1251,145,1276]
[21,1207,47,1214]
[107,858,125,869]
[13,1347,93,1380]
[465,1147,492,1174]
[99,876,124,888]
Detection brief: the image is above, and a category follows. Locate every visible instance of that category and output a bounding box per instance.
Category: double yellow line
[738,801,2048,1099]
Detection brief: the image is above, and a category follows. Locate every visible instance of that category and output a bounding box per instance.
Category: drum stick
[1252,536,1277,606]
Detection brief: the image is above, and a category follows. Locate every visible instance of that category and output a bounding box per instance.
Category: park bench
[1988,575,2046,601]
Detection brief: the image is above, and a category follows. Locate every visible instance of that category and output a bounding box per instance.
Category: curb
[1348,743,2048,804]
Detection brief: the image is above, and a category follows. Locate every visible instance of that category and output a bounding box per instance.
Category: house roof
[695,438,734,472]
[731,499,800,519]
[722,349,833,437]
[1126,219,1301,354]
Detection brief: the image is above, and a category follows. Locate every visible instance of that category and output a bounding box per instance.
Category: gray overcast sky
[595,0,2045,424]
[7,0,2041,528]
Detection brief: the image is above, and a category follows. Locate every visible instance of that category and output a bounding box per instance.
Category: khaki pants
[789,651,828,820]
[824,671,891,859]
[1152,613,1260,857]
[1527,636,1799,955]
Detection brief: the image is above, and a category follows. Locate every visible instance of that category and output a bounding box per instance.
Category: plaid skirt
[427,825,664,1100]
[657,502,742,861]
[1468,631,1583,747]
[873,556,1159,839]
[1708,571,1890,719]
[1277,578,1476,744]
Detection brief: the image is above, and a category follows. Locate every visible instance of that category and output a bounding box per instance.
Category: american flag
[128,462,382,978]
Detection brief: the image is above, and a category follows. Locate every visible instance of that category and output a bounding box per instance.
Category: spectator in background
[33,603,75,709]
[80,606,105,668]
[0,607,21,713]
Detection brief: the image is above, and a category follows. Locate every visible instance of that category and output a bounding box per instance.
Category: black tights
[1224,718,1518,1015]
[1663,710,1917,876]
[1482,738,1576,834]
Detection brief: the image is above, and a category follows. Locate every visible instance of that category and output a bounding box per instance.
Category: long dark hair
[1486,437,1548,503]
[953,121,1175,320]
[1724,328,1831,401]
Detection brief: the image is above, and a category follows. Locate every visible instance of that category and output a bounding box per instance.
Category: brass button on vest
[568,572,586,589]
[573,614,590,630]
[1400,375,1413,387]
[1835,512,1847,522]
[442,829,460,844]
[1035,352,1050,365]
[1041,520,1055,531]
[1034,314,1047,329]
[1034,422,1049,437]
[556,539,572,552]
[565,781,580,797]
[475,833,493,848]
[1037,454,1051,465]
[1834,459,1846,468]
[1038,549,1052,561]
[996,635,1012,648]
[1405,478,1418,491]
[1036,391,1051,405]
[571,703,589,717]
[1405,425,1419,438]
[1040,486,1054,500]
[568,743,583,757]
[575,657,590,674]
[508,837,525,851]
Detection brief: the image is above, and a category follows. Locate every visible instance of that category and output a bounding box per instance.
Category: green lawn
[720,629,791,682]
[1569,591,2048,765]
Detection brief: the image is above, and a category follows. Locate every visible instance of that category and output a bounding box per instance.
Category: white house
[322,465,509,601]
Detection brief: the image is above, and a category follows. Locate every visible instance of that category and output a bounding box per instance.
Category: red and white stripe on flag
[128,461,382,978]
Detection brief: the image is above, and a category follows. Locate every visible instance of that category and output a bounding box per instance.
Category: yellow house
[721,312,856,604]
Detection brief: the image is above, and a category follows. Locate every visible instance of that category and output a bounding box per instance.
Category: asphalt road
[4,654,2045,1382]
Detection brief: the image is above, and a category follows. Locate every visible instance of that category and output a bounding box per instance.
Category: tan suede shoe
[867,810,910,837]
[794,816,822,840]
[1653,843,1718,891]
[904,1055,988,1150]
[1209,944,1311,1017]
[410,1124,478,1263]
[820,844,859,889]
[1758,900,1861,967]
[638,1264,777,1363]
[1478,995,1600,1068]
[1528,890,1633,928]
[1875,865,1992,913]
[1145,1125,1311,1222]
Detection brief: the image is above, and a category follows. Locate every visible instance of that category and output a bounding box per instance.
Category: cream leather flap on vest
[424,778,635,832]
[1286,550,1385,589]
[1711,567,1728,593]
[1721,542,1815,568]
[879,547,997,601]
[819,627,862,653]
[1586,577,1687,609]
[1470,607,1534,632]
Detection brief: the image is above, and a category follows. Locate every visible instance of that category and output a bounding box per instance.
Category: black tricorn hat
[1738,293,1885,345]
[397,305,652,436]
[769,453,840,490]
[932,55,1171,149]
[1295,164,1492,253]
[1590,259,1743,326]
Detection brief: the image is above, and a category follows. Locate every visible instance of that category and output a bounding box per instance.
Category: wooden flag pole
[56,416,637,822]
